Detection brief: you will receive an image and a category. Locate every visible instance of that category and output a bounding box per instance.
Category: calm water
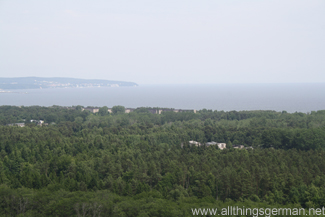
[1,84,325,113]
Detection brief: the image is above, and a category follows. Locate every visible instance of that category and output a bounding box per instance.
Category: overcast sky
[0,0,324,84]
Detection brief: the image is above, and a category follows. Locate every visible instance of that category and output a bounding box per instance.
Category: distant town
[6,106,196,127]
[81,106,196,114]
[0,77,138,90]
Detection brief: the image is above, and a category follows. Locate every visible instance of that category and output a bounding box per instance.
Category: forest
[1,105,325,216]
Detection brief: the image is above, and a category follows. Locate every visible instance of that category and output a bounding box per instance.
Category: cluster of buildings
[83,107,100,113]
[186,141,227,150]
[7,123,25,127]
[36,81,122,88]
[233,145,254,149]
[184,141,253,150]
[30,120,46,126]
[7,120,47,127]
[82,107,197,114]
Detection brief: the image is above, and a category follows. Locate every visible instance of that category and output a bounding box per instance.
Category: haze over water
[1,83,324,113]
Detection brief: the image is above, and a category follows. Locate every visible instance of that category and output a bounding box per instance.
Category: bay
[0,83,324,113]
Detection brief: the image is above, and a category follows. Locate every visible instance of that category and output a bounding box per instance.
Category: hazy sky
[0,0,324,84]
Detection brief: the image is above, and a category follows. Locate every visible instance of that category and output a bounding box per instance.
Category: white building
[189,141,202,147]
[217,143,227,150]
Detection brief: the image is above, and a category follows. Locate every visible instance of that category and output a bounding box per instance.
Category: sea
[1,83,325,113]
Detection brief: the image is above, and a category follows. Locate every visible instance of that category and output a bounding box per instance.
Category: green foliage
[98,106,109,116]
[1,106,325,216]
[112,106,125,114]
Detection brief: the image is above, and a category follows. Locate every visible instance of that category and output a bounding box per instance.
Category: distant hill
[0,77,138,89]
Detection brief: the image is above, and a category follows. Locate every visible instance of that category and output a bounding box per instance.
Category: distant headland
[0,77,138,90]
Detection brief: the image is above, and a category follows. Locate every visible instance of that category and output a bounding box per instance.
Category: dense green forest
[1,105,325,216]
